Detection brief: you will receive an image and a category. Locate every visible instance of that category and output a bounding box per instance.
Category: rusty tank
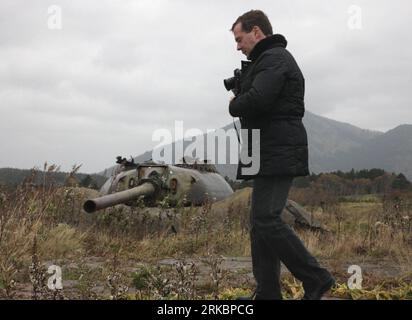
[83,157,234,213]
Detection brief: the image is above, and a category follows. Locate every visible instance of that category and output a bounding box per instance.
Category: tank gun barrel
[83,182,155,213]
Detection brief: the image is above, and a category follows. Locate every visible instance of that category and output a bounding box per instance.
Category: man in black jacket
[229,10,334,300]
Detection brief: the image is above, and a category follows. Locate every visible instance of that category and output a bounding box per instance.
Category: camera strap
[233,118,241,144]
[241,60,252,71]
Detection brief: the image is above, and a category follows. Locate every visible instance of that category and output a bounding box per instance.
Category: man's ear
[252,26,259,35]
[252,26,263,38]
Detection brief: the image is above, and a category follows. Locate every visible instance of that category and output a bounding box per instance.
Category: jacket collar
[248,34,288,61]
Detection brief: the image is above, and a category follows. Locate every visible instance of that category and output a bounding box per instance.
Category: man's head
[231,10,273,58]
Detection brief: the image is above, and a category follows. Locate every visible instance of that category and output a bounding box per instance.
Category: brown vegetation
[1,165,412,299]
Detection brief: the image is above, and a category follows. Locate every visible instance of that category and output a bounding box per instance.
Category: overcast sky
[1,0,411,173]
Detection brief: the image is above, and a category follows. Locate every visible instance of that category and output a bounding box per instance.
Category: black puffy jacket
[229,34,309,180]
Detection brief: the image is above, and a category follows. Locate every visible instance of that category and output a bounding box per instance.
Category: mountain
[99,111,412,181]
[332,124,412,179]
[302,111,383,173]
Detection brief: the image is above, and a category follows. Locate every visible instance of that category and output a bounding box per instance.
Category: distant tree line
[227,168,412,195]
[0,168,106,190]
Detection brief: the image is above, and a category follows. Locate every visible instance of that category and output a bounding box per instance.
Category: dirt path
[10,255,411,300]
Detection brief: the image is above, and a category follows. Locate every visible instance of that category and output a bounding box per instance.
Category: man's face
[233,23,260,58]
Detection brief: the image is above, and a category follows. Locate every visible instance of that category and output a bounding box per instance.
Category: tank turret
[83,157,233,213]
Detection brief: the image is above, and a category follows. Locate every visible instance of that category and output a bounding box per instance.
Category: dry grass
[1,167,412,299]
[296,199,412,263]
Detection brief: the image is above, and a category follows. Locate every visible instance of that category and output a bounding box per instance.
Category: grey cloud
[1,0,411,172]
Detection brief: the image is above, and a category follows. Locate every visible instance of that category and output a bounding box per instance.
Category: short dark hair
[231,10,273,36]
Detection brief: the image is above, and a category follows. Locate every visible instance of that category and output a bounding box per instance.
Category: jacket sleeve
[229,53,287,118]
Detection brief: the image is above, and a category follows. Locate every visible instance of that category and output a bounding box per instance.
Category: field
[1,170,412,300]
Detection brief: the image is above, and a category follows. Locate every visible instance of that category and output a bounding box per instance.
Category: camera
[223,68,242,96]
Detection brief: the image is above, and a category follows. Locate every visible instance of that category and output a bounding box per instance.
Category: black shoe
[302,277,335,300]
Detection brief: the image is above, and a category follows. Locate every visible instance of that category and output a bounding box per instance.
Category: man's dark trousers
[251,176,331,299]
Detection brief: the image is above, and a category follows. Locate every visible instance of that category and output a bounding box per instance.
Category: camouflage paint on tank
[84,160,234,213]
